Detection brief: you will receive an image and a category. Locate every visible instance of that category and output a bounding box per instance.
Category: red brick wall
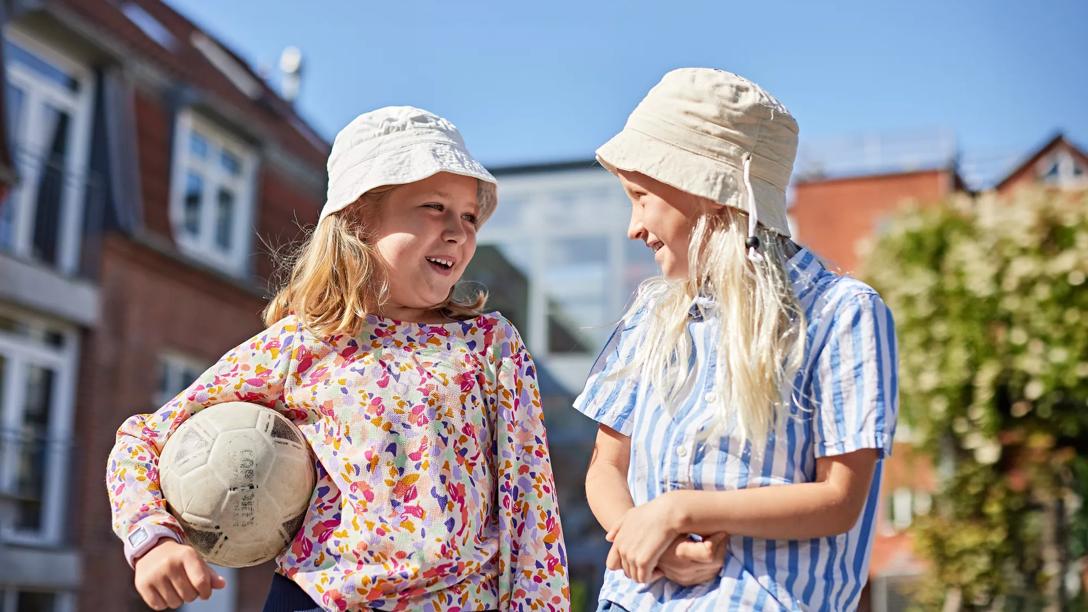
[254,169,322,285]
[790,169,955,273]
[73,235,280,611]
[134,87,175,244]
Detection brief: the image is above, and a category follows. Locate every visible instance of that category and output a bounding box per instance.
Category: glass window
[1,35,91,273]
[171,112,255,274]
[4,40,78,93]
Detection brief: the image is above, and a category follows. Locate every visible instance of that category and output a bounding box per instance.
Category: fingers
[135,580,167,611]
[182,554,215,600]
[167,569,200,605]
[156,580,185,609]
[674,539,716,563]
[211,573,228,590]
[606,543,622,571]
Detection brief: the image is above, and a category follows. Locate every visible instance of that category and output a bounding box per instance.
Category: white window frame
[0,305,79,547]
[1036,149,1088,189]
[168,109,258,276]
[1,27,95,275]
[154,351,209,408]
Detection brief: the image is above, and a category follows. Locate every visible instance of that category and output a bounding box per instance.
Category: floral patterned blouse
[107,313,569,611]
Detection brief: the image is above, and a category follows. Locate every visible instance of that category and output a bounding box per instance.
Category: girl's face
[370,172,480,321]
[617,169,713,280]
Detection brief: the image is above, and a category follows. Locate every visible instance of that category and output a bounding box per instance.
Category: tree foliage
[862,188,1088,609]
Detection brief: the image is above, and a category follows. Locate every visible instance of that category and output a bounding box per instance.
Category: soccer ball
[159,401,315,567]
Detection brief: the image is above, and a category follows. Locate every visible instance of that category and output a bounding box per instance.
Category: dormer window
[1038,149,1086,188]
[168,110,257,275]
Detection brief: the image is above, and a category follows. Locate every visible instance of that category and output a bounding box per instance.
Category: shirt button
[677,447,689,458]
[704,391,719,404]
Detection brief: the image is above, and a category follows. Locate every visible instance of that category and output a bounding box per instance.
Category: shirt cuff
[124,523,183,569]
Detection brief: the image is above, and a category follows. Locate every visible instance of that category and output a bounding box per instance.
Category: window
[154,353,208,408]
[0,588,75,612]
[1037,149,1087,189]
[0,31,94,274]
[473,171,658,392]
[0,308,77,546]
[169,110,257,275]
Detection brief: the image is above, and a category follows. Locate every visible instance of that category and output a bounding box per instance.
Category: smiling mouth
[425,256,455,272]
[648,241,664,253]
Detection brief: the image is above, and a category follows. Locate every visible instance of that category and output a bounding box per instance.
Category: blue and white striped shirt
[574,248,898,611]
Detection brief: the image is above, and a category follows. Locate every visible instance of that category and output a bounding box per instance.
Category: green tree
[861,188,1088,610]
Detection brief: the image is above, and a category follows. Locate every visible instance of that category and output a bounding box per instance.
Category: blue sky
[167,0,1086,183]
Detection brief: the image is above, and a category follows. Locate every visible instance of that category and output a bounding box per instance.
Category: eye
[462,213,479,227]
[424,202,444,212]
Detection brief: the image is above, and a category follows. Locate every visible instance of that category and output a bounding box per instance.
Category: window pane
[215,188,234,250]
[30,105,71,266]
[189,130,209,159]
[15,365,55,531]
[220,149,241,176]
[4,40,79,93]
[0,83,23,252]
[183,172,203,237]
[15,590,57,612]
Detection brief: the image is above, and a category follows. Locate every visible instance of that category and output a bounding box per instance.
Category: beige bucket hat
[319,106,497,224]
[596,68,799,259]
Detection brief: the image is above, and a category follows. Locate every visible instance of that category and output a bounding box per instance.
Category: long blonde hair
[621,206,806,445]
[263,185,487,338]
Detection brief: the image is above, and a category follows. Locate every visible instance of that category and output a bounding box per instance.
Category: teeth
[426,257,453,268]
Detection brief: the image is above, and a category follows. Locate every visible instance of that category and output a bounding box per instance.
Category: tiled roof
[50,0,328,170]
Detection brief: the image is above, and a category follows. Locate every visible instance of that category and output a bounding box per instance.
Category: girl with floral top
[106,106,569,612]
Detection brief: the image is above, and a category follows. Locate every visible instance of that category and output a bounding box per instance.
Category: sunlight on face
[617,170,712,280]
[368,172,480,321]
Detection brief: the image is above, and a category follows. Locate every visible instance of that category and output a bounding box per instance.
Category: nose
[443,211,468,245]
[627,206,646,242]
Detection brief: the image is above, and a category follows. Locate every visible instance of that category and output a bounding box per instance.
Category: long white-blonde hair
[620,205,806,445]
[263,185,486,338]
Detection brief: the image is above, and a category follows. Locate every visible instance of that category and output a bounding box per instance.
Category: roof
[48,0,328,170]
[993,131,1088,191]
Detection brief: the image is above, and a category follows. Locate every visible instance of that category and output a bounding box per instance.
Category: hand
[656,532,729,586]
[133,539,227,610]
[605,495,679,584]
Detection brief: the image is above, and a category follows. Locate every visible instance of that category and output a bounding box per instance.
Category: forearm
[664,481,863,540]
[585,460,635,533]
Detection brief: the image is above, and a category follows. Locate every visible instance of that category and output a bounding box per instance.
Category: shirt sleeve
[570,312,644,436]
[808,291,899,459]
[105,315,314,566]
[491,320,570,610]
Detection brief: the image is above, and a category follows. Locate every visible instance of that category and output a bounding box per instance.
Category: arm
[493,328,569,610]
[590,425,728,586]
[106,316,310,608]
[585,424,635,532]
[660,448,879,539]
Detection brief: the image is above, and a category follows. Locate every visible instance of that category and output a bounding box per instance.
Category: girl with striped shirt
[575,68,899,611]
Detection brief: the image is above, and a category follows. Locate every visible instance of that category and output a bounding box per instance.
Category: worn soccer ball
[159,401,314,567]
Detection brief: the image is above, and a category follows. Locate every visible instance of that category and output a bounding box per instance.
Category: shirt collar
[686,246,823,320]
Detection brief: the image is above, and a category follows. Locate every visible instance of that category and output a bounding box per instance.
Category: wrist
[660,491,689,534]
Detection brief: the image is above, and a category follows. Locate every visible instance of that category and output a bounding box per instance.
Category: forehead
[399,173,479,206]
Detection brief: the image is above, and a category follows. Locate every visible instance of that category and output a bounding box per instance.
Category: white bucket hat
[596,68,799,261]
[319,106,497,224]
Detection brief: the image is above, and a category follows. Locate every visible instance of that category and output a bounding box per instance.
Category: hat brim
[596,128,791,237]
[320,141,498,224]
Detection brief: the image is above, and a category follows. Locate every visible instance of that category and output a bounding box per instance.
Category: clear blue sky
[167,0,1086,182]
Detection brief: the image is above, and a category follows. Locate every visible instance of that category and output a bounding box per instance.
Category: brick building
[790,131,1087,611]
[0,1,327,610]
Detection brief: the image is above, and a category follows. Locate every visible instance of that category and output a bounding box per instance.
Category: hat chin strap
[742,153,764,263]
